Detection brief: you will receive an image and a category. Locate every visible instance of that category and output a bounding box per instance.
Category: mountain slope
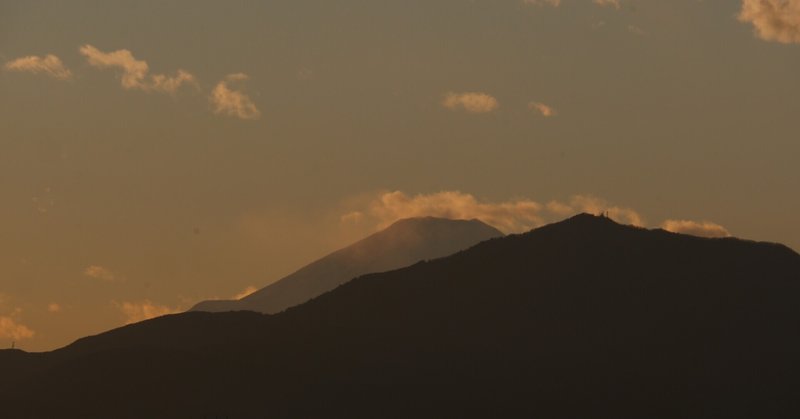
[2,214,799,418]
[191,216,503,313]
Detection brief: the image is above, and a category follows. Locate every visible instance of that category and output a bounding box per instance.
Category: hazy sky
[1,0,798,351]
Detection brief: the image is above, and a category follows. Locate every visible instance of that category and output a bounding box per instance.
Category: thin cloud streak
[4,54,72,80]
[662,219,731,238]
[522,0,562,6]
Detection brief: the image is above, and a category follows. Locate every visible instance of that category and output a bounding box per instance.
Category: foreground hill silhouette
[2,214,800,418]
[191,217,504,313]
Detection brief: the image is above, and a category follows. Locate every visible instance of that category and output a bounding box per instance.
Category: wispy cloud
[84,265,116,282]
[362,191,543,233]
[628,25,647,36]
[4,54,72,80]
[232,286,258,300]
[342,191,643,234]
[522,0,562,7]
[661,219,731,238]
[529,101,558,117]
[79,44,197,93]
[47,303,62,313]
[0,309,35,341]
[442,92,499,113]
[593,0,621,9]
[115,300,180,324]
[210,73,261,120]
[739,0,800,44]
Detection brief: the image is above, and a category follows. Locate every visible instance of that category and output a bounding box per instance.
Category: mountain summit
[191,216,503,313]
[3,214,799,418]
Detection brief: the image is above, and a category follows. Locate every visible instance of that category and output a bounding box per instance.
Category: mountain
[191,216,504,313]
[2,214,800,418]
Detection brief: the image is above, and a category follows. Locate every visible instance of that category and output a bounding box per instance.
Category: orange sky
[1,0,799,351]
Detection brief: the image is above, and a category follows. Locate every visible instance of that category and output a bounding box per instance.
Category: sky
[1,0,799,351]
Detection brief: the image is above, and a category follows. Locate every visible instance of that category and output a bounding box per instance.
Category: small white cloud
[84,265,116,282]
[210,73,261,120]
[0,309,35,341]
[79,44,197,93]
[593,0,621,9]
[47,303,62,313]
[442,92,499,114]
[739,0,800,44]
[115,300,180,324]
[529,101,558,117]
[661,219,731,238]
[4,54,73,80]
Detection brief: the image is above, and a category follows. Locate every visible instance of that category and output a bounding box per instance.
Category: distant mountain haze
[2,214,799,418]
[191,217,504,313]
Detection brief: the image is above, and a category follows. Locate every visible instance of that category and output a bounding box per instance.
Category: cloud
[344,191,643,234]
[0,309,35,341]
[232,286,258,300]
[4,54,72,80]
[661,219,731,238]
[47,303,62,313]
[340,211,366,224]
[210,73,261,120]
[738,0,800,44]
[116,300,180,324]
[523,0,562,6]
[529,101,558,117]
[442,92,499,113]
[79,44,197,93]
[363,191,543,233]
[593,0,621,9]
[84,265,116,282]
[149,70,196,93]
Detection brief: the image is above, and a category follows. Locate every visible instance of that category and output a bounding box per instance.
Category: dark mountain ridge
[191,216,503,313]
[2,214,799,418]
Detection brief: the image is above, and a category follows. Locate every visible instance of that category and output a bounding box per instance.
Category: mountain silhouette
[191,216,503,313]
[2,214,799,418]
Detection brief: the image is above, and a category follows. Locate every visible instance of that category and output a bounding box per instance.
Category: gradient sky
[1,0,799,351]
